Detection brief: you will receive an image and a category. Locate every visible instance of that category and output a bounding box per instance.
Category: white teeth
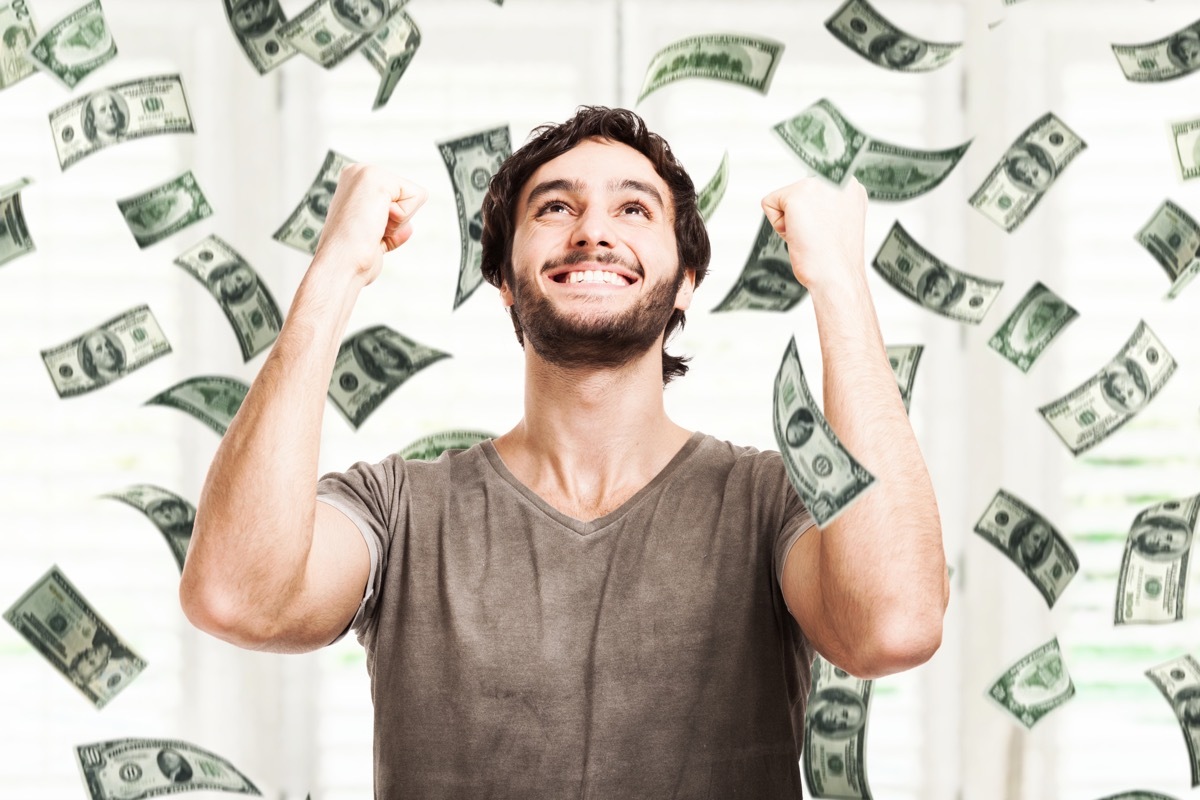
[564,269,627,285]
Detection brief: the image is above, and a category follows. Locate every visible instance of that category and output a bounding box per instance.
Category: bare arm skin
[764,178,949,680]
[179,166,427,654]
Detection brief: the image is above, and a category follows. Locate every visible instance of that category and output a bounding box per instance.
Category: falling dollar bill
[713,215,805,312]
[278,0,400,68]
[1038,320,1175,456]
[1115,494,1198,625]
[76,738,261,800]
[774,99,867,185]
[1135,199,1200,299]
[398,429,494,461]
[853,139,972,201]
[886,344,922,413]
[1112,19,1200,83]
[1147,654,1200,786]
[825,0,960,72]
[637,32,784,103]
[973,489,1078,607]
[0,0,37,90]
[803,655,873,800]
[438,125,511,308]
[361,8,420,110]
[41,305,172,398]
[329,325,450,429]
[26,0,116,89]
[969,112,1087,232]
[3,565,146,709]
[773,337,875,527]
[988,282,1078,372]
[116,171,212,249]
[1171,118,1200,181]
[987,638,1075,728]
[273,150,354,254]
[223,0,296,74]
[102,485,195,572]
[146,376,249,436]
[0,176,34,268]
[696,150,729,222]
[871,221,1002,323]
[174,235,282,361]
[48,74,195,170]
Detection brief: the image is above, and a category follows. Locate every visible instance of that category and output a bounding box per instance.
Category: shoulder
[688,433,794,500]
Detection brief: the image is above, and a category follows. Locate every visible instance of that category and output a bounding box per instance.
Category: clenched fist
[761,177,868,292]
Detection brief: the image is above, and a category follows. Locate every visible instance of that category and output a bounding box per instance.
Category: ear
[499,272,514,308]
[673,267,696,312]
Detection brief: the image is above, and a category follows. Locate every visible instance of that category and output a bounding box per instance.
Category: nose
[570,204,615,250]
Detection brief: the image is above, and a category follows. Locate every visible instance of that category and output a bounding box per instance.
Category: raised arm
[179,165,427,654]
[764,177,949,679]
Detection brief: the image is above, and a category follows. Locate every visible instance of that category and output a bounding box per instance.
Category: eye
[535,199,571,216]
[621,201,651,217]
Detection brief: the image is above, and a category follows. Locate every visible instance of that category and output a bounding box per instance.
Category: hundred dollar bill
[1171,118,1200,181]
[146,376,248,437]
[3,565,146,709]
[102,485,194,572]
[41,305,172,398]
[773,337,875,527]
[273,150,354,254]
[0,176,34,267]
[713,215,806,312]
[174,235,282,361]
[1112,19,1200,83]
[825,0,961,72]
[362,8,420,110]
[1037,320,1175,456]
[398,429,494,461]
[886,344,922,413]
[1115,494,1199,625]
[803,655,873,800]
[223,0,297,74]
[1167,260,1200,300]
[49,74,195,170]
[1135,199,1200,299]
[988,282,1078,372]
[973,489,1078,607]
[852,139,971,201]
[871,221,1002,323]
[438,126,511,308]
[76,738,261,800]
[987,638,1075,728]
[329,325,451,429]
[116,171,212,249]
[1146,654,1200,786]
[278,0,400,69]
[774,99,869,185]
[969,112,1087,232]
[637,32,784,103]
[696,150,729,222]
[0,0,36,89]
[26,0,116,89]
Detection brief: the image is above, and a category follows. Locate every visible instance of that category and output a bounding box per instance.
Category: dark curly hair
[480,106,711,385]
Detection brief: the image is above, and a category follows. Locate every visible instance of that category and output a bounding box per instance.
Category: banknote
[223,0,296,74]
[1115,494,1199,625]
[102,484,194,572]
[988,282,1078,372]
[278,0,401,68]
[774,99,869,185]
[0,176,34,268]
[969,112,1087,232]
[825,0,961,72]
[0,0,37,89]
[273,150,355,254]
[973,489,1078,607]
[803,655,873,800]
[773,337,875,527]
[712,215,806,312]
[329,325,451,429]
[438,126,511,308]
[146,376,249,436]
[116,171,212,249]
[696,150,729,222]
[41,305,172,398]
[26,0,116,89]
[174,235,282,361]
[871,222,1002,323]
[398,429,494,461]
[1136,200,1200,298]
[1112,19,1200,83]
[361,8,420,110]
[1146,654,1200,786]
[1037,320,1175,456]
[1171,118,1200,181]
[76,738,261,799]
[637,32,784,103]
[3,565,146,709]
[1167,260,1200,300]
[886,344,922,413]
[49,74,195,170]
[987,638,1074,728]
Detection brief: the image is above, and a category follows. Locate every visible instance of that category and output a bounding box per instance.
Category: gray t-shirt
[317,431,816,799]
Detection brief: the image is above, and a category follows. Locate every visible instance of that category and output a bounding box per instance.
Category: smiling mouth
[551,269,634,286]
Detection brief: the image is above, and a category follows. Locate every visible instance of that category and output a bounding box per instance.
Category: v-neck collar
[479,431,707,536]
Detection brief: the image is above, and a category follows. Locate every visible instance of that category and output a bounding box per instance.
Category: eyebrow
[523,177,667,211]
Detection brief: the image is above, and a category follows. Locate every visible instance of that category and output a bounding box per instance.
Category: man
[1100,357,1149,414]
[331,0,385,33]
[78,330,125,383]
[180,106,947,797]
[82,90,128,144]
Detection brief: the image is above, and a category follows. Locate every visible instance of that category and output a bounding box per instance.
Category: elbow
[841,613,945,680]
[179,568,274,651]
